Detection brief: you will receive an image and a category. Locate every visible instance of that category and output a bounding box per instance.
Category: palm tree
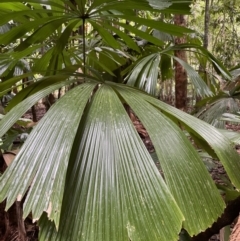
[0,1,240,240]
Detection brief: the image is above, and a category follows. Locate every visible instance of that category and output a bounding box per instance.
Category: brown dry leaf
[230,215,240,241]
[3,150,19,166]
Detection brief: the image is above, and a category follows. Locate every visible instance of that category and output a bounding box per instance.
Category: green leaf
[0,0,65,10]
[0,73,35,96]
[87,51,115,76]
[160,54,173,80]
[74,0,87,15]
[160,0,192,14]
[115,21,164,46]
[216,184,240,202]
[0,128,20,151]
[5,76,75,112]
[0,2,30,12]
[53,20,81,54]
[218,128,240,145]
[221,113,240,123]
[152,29,173,42]
[87,0,171,14]
[33,48,55,72]
[167,44,232,80]
[89,21,121,49]
[141,93,240,190]
[195,98,238,128]
[125,54,160,95]
[98,22,140,52]
[0,83,97,227]
[119,16,193,36]
[0,16,68,46]
[16,17,73,51]
[38,84,183,241]
[114,85,225,235]
[172,56,213,98]
[0,9,62,26]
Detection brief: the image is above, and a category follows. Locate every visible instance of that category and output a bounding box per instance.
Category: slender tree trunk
[31,105,37,122]
[197,0,210,102]
[174,15,188,110]
[203,0,210,49]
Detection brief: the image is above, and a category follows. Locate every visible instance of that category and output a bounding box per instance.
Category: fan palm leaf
[1,81,240,240]
[0,1,239,241]
[125,43,231,97]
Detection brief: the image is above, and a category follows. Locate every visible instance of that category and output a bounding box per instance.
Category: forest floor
[0,103,240,241]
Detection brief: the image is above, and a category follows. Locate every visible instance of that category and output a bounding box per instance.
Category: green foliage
[0,1,240,241]
[125,42,231,97]
[189,0,240,68]
[195,68,240,128]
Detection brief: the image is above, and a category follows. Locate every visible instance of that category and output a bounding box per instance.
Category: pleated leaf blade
[39,84,184,241]
[115,85,225,235]
[125,54,160,95]
[0,83,97,227]
[0,79,76,137]
[172,56,213,98]
[141,92,240,190]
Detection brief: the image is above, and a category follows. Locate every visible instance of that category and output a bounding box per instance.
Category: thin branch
[82,17,86,76]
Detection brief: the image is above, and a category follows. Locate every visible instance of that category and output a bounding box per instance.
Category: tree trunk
[174,15,188,110]
[197,0,210,102]
[203,0,210,50]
